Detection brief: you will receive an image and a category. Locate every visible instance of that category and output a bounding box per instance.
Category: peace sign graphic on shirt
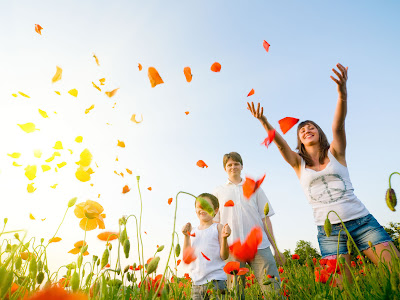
[308,174,347,204]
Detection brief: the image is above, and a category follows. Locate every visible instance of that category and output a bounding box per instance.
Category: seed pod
[385,188,397,211]
[157,245,164,252]
[71,271,79,292]
[29,257,37,277]
[146,256,160,274]
[175,244,181,257]
[347,239,352,255]
[15,257,22,270]
[324,217,332,237]
[264,202,269,216]
[77,254,83,268]
[120,228,127,245]
[37,272,45,284]
[101,249,109,269]
[4,218,8,225]
[123,239,130,258]
[68,197,78,208]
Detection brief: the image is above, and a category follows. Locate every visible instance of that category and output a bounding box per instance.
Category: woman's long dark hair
[296,120,330,166]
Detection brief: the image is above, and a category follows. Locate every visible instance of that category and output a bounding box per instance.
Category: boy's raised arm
[219,223,231,260]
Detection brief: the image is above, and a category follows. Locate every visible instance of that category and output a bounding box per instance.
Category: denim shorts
[191,280,227,300]
[317,214,392,258]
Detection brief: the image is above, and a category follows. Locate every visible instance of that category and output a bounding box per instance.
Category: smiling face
[298,122,320,146]
[195,197,218,222]
[224,158,243,178]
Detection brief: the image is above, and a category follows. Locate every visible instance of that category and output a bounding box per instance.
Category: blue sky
[1,0,399,276]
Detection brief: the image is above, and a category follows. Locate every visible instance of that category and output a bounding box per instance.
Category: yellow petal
[92,82,101,91]
[34,149,42,158]
[45,155,55,163]
[7,153,21,158]
[52,66,62,83]
[68,247,80,255]
[53,141,63,149]
[75,167,91,182]
[38,109,48,118]
[86,168,94,175]
[105,88,119,98]
[83,251,89,256]
[54,151,61,157]
[13,162,22,167]
[29,213,36,220]
[49,237,62,243]
[85,105,95,114]
[55,168,58,172]
[130,114,143,124]
[41,165,51,172]
[41,218,46,221]
[99,78,106,85]
[27,183,36,193]
[68,89,78,97]
[25,165,37,180]
[54,91,61,95]
[18,91,30,98]
[18,123,39,133]
[93,54,100,66]
[50,184,58,189]
[75,136,83,143]
[77,149,92,167]
[74,203,86,218]
[80,218,98,231]
[12,93,18,97]
[68,149,73,154]
[57,162,67,168]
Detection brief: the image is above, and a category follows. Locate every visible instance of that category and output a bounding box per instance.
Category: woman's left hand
[330,63,348,96]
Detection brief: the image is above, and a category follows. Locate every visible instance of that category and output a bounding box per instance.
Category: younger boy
[182,193,231,300]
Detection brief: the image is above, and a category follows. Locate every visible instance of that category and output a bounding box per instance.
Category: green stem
[388,172,400,189]
[263,219,284,266]
[136,176,146,282]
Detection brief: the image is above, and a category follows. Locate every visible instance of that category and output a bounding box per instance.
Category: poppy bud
[120,228,127,245]
[385,188,397,211]
[264,203,269,216]
[40,238,44,244]
[146,256,160,274]
[85,273,93,286]
[71,271,80,292]
[368,241,373,248]
[93,255,98,262]
[132,263,137,270]
[66,262,76,269]
[78,254,83,268]
[15,257,22,270]
[124,265,130,273]
[339,255,346,265]
[123,239,130,258]
[262,279,272,285]
[68,197,78,208]
[157,245,165,252]
[196,197,215,216]
[97,259,100,266]
[324,217,332,237]
[127,272,131,281]
[3,218,7,225]
[14,233,20,240]
[175,244,181,257]
[37,271,44,284]
[44,264,48,272]
[347,239,352,255]
[29,257,37,277]
[109,244,112,251]
[81,245,88,254]
[101,249,109,269]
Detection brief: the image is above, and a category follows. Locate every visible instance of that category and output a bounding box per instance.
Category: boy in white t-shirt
[182,193,231,300]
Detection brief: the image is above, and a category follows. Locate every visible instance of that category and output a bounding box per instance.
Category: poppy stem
[388,172,400,189]
[136,176,146,282]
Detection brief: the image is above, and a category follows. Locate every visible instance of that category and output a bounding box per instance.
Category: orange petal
[74,240,87,248]
[168,198,173,205]
[148,67,164,88]
[147,187,152,191]
[247,89,255,97]
[92,82,101,91]
[35,24,43,35]
[49,237,62,243]
[201,252,211,261]
[224,200,234,207]
[126,168,132,174]
[105,88,119,98]
[79,218,98,231]
[196,160,208,168]
[263,40,270,52]
[68,89,78,97]
[183,67,192,82]
[117,140,125,148]
[68,247,80,255]
[138,63,142,71]
[210,62,221,72]
[52,66,62,83]
[18,91,30,98]
[29,213,35,220]
[93,54,100,66]
[122,185,130,194]
[185,111,189,115]
[97,231,119,241]
[85,105,95,114]
[130,114,143,124]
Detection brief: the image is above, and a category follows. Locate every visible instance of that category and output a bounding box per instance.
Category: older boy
[213,152,284,297]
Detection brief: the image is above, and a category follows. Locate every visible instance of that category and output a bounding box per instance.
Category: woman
[247,63,399,280]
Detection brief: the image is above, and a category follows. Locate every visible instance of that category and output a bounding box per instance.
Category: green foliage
[294,240,322,265]
[384,222,400,249]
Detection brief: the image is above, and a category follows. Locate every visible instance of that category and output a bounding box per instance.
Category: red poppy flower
[139,274,165,296]
[267,274,273,278]
[247,89,254,97]
[35,24,43,35]
[224,200,234,207]
[184,273,190,280]
[183,247,197,264]
[319,259,328,266]
[326,259,341,275]
[242,175,266,199]
[261,129,275,148]
[315,268,330,283]
[291,254,300,260]
[351,261,356,268]
[278,117,299,134]
[229,226,262,263]
[201,252,211,261]
[223,261,249,275]
[196,160,208,168]
[312,257,317,265]
[278,267,284,273]
[263,40,270,52]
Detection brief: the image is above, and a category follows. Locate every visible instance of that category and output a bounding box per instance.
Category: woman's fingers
[337,63,348,80]
[332,68,343,82]
[330,75,340,85]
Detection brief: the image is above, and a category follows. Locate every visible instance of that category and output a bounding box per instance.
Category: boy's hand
[182,223,192,236]
[221,224,231,239]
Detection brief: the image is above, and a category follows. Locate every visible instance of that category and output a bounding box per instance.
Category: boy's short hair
[197,193,219,209]
[223,152,243,169]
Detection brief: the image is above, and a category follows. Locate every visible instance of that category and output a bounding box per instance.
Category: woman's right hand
[182,222,192,236]
[247,102,267,123]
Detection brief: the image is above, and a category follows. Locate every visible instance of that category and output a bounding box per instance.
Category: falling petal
[12,93,17,97]
[147,187,152,191]
[99,78,106,85]
[77,149,92,167]
[210,62,221,72]
[18,91,30,98]
[53,141,63,150]
[29,213,36,220]
[196,160,208,168]
[41,165,51,172]
[122,185,130,194]
[185,111,189,115]
[126,168,132,174]
[68,89,78,97]
[75,136,83,143]
[247,89,255,97]
[97,231,119,241]
[148,67,164,88]
[105,88,119,98]
[261,129,276,148]
[183,67,192,82]
[50,184,58,189]
[201,252,211,261]
[86,167,94,175]
[12,162,22,167]
[18,123,39,133]
[168,198,173,205]
[130,114,143,124]
[54,91,61,95]
[92,82,101,91]
[243,174,266,199]
[7,153,21,158]
[38,109,49,118]
[27,183,36,193]
[49,237,62,243]
[75,167,91,182]
[32,150,42,158]
[138,63,142,71]
[115,157,118,161]
[278,117,300,134]
[52,66,62,83]
[117,140,125,148]
[57,162,67,168]
[68,149,73,154]
[85,104,95,114]
[25,165,37,180]
[263,40,270,52]
[93,54,100,66]
[224,200,235,207]
[41,218,46,221]
[34,24,43,35]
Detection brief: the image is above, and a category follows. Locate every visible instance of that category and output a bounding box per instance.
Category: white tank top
[190,223,227,285]
[299,150,369,225]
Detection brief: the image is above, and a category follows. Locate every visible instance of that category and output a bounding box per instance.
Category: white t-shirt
[213,178,275,249]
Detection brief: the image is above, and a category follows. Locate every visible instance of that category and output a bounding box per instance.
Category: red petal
[263,40,270,52]
[223,261,240,275]
[237,267,249,276]
[224,200,234,207]
[183,247,197,264]
[261,129,276,148]
[35,24,43,35]
[196,160,208,168]
[254,174,266,191]
[183,67,192,82]
[247,89,255,97]
[201,252,211,261]
[210,62,221,72]
[278,117,299,134]
[168,198,173,205]
[242,177,256,199]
